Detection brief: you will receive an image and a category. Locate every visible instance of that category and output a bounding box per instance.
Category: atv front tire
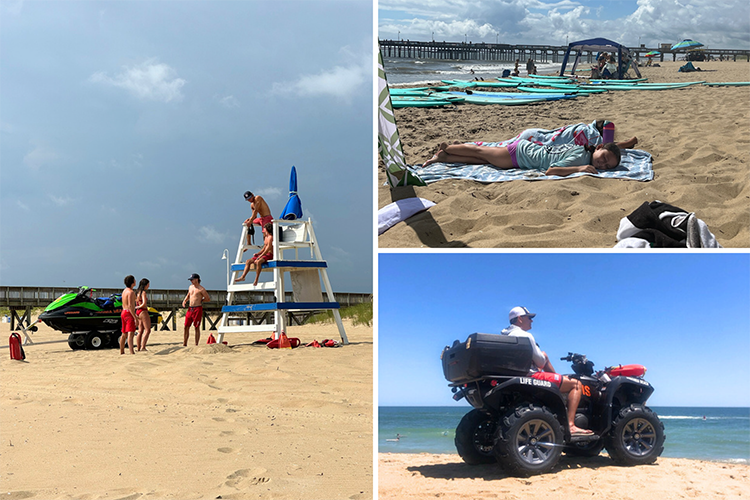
[604,404,665,466]
[494,404,563,476]
[455,409,497,465]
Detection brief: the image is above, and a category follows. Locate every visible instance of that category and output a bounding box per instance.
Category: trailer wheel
[68,334,85,350]
[84,331,108,350]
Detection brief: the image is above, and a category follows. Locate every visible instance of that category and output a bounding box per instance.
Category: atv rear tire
[494,404,563,476]
[455,409,497,465]
[604,404,665,466]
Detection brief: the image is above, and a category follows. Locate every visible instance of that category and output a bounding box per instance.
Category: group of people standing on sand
[117,190,277,354]
[119,273,210,354]
[119,275,153,354]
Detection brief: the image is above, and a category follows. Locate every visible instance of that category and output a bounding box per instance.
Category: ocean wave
[659,416,749,420]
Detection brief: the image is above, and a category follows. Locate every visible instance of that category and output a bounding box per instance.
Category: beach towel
[378,197,436,234]
[409,120,653,184]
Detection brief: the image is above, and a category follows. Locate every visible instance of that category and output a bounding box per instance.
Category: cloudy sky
[379,0,750,49]
[0,1,372,293]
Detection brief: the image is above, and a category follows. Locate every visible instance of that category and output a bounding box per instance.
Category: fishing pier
[1,286,371,332]
[379,40,750,63]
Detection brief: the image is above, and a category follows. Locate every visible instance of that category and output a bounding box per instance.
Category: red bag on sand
[206,333,217,344]
[306,340,322,348]
[267,335,300,349]
[9,332,25,361]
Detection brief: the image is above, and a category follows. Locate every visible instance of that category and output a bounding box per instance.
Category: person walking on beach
[236,223,274,286]
[422,141,621,177]
[526,57,536,75]
[502,306,593,436]
[512,59,520,76]
[182,273,210,346]
[243,191,272,247]
[135,278,152,352]
[120,275,139,355]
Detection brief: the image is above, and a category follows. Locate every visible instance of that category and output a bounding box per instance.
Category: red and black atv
[441,333,666,476]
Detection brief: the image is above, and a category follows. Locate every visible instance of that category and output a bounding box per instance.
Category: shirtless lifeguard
[120,275,139,355]
[182,273,210,346]
[243,191,273,247]
[236,223,273,286]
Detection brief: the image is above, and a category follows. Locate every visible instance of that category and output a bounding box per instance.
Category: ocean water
[379,406,750,464]
[381,57,560,86]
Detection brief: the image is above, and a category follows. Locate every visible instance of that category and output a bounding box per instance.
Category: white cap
[509,306,536,321]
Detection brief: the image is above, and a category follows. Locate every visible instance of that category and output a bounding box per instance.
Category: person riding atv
[502,306,592,436]
[441,310,666,476]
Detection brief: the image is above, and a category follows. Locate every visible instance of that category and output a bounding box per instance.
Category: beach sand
[378,60,750,248]
[378,452,750,500]
[1,320,372,500]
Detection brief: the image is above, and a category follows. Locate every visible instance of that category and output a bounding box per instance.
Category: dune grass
[306,302,372,327]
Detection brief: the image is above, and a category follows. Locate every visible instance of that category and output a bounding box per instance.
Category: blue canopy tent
[559,37,642,80]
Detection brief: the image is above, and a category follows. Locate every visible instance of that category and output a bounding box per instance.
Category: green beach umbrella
[671,39,703,51]
[645,51,660,57]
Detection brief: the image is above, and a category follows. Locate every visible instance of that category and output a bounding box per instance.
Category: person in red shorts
[120,275,139,355]
[501,306,593,436]
[235,223,273,286]
[182,273,210,346]
[243,191,273,248]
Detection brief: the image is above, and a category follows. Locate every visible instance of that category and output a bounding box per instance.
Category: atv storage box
[442,333,534,383]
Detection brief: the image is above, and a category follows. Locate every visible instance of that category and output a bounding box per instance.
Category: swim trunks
[531,371,563,388]
[253,215,273,226]
[252,252,273,262]
[121,310,136,333]
[185,306,203,328]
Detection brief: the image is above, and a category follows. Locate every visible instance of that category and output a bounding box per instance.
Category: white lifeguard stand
[217,218,348,345]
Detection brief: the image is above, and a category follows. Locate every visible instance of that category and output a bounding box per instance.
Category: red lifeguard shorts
[185,306,203,327]
[121,310,136,333]
[531,371,563,387]
[253,215,273,226]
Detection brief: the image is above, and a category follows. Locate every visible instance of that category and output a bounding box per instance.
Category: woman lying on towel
[422,141,622,177]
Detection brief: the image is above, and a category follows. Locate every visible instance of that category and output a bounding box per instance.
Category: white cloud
[24,144,59,170]
[270,45,371,101]
[50,195,75,207]
[17,200,29,211]
[257,187,283,200]
[90,59,186,102]
[197,225,228,244]
[217,95,240,109]
[379,0,750,48]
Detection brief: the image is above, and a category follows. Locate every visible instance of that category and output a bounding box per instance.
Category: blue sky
[378,253,750,407]
[379,0,750,49]
[0,0,372,293]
